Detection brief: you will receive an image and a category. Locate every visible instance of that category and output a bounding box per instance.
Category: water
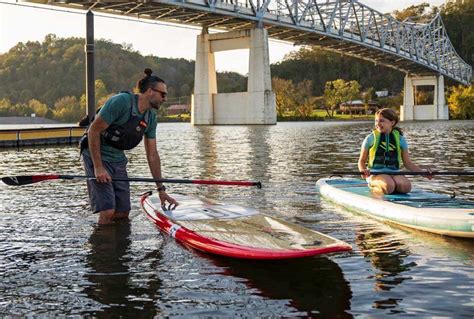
[1,120,473,317]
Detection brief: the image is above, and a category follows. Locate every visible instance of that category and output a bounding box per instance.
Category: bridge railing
[199,0,472,83]
[40,0,472,84]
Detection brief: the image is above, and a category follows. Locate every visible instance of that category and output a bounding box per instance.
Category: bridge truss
[34,0,472,84]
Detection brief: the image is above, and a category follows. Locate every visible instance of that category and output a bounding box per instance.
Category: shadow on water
[82,222,162,318]
[201,253,353,318]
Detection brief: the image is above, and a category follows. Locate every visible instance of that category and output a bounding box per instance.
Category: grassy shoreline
[158,110,375,123]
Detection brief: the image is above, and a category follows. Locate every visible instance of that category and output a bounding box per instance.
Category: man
[82,68,177,224]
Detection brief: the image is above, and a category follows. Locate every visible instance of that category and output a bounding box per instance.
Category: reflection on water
[83,222,162,317]
[0,120,473,317]
[333,202,474,317]
[355,226,413,312]
[206,255,352,318]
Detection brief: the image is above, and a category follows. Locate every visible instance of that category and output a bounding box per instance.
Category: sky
[0,0,446,75]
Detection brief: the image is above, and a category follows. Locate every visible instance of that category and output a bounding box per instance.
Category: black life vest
[370,131,401,169]
[79,92,151,153]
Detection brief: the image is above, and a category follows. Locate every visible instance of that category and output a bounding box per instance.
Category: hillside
[0,1,471,122]
[0,34,246,107]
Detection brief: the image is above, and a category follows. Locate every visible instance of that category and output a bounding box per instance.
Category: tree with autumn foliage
[272,77,297,117]
[324,79,361,117]
[294,80,315,119]
[448,85,474,120]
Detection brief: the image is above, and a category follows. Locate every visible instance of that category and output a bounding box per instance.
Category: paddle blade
[1,175,59,186]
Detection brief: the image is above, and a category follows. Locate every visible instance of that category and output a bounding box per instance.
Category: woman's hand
[420,165,433,180]
[360,168,370,179]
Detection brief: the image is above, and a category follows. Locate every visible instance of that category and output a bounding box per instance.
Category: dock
[0,126,85,148]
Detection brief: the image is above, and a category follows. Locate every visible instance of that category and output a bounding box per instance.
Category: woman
[358,108,430,194]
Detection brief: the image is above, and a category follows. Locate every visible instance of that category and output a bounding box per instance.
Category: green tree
[272,77,297,116]
[179,83,191,97]
[271,47,404,97]
[8,103,33,117]
[94,79,109,105]
[448,85,474,119]
[0,35,245,112]
[364,87,376,102]
[378,94,403,109]
[28,99,49,117]
[53,96,83,123]
[216,72,247,93]
[324,79,361,117]
[441,1,474,66]
[79,79,115,118]
[294,80,314,118]
[364,87,377,114]
[392,2,435,22]
[0,98,12,116]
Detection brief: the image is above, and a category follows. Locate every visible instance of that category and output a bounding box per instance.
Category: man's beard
[151,101,161,110]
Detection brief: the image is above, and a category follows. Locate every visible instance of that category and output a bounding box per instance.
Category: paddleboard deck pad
[316,178,474,238]
[141,192,352,260]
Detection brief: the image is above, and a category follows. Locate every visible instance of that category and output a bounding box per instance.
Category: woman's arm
[401,150,423,172]
[358,147,370,178]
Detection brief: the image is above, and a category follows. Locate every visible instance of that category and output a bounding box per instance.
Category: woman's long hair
[375,108,403,135]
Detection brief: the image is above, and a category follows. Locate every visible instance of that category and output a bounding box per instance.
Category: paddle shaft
[1,174,262,188]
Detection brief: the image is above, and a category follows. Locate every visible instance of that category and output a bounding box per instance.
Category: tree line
[0,1,472,122]
[0,34,247,122]
[270,1,473,119]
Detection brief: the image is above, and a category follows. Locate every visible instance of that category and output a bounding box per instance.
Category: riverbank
[158,110,374,123]
[0,111,374,148]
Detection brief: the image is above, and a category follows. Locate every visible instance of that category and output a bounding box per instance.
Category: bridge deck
[30,0,471,84]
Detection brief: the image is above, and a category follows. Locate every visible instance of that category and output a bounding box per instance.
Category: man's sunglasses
[150,88,167,98]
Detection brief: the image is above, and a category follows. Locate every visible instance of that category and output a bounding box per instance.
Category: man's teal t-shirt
[85,92,157,162]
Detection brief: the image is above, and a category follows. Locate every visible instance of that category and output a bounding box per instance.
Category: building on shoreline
[338,100,380,115]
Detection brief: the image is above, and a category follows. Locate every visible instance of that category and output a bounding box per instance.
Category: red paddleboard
[141,192,352,260]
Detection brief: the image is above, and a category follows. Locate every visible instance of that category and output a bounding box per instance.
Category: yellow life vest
[368,129,402,169]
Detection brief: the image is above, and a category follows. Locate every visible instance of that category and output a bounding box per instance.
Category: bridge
[31,0,472,123]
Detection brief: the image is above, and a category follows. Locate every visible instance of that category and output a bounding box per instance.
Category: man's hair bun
[144,68,153,76]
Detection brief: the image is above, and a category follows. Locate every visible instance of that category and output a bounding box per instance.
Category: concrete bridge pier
[400,74,448,121]
[191,27,276,125]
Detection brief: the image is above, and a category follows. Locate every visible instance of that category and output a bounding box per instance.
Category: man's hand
[159,191,179,210]
[94,166,112,183]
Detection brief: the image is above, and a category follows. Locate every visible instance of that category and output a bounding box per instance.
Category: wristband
[157,185,166,192]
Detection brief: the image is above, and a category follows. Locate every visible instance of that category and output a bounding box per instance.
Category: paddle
[328,171,474,176]
[1,175,262,188]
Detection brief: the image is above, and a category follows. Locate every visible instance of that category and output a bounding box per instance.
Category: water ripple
[0,121,473,317]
